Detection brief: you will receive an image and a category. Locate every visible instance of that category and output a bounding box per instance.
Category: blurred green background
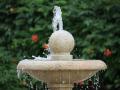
[0,0,120,90]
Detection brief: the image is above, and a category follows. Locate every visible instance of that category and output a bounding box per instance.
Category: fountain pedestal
[48,84,73,90]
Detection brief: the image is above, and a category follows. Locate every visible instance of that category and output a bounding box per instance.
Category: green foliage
[0,0,120,90]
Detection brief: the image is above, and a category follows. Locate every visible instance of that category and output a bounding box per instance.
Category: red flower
[42,43,49,49]
[104,49,112,57]
[31,34,39,42]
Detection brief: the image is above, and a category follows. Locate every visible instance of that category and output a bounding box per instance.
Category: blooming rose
[104,49,112,57]
[31,34,39,42]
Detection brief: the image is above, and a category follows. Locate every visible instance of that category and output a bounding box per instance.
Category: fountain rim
[17,59,107,71]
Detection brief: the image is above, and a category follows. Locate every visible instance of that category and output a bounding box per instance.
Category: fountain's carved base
[48,84,73,90]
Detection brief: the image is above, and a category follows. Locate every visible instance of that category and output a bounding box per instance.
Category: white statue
[52,6,63,32]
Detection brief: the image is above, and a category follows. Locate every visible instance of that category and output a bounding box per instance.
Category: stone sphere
[49,30,75,54]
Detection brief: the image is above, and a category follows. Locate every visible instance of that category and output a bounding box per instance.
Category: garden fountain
[17,6,107,90]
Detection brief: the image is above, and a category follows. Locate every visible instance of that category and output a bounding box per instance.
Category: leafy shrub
[0,0,120,90]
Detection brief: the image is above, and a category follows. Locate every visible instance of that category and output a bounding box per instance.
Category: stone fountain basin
[17,59,107,84]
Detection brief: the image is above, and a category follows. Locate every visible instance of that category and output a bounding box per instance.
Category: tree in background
[0,0,120,90]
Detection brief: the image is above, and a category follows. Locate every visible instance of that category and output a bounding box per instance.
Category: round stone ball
[49,30,75,54]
